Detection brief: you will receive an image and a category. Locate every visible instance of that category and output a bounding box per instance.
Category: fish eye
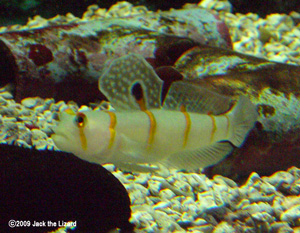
[74,113,86,128]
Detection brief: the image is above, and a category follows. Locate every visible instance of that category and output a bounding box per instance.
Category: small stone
[126,183,149,205]
[173,180,193,193]
[212,221,235,233]
[170,197,182,213]
[251,211,274,223]
[153,201,171,210]
[242,202,274,215]
[235,199,251,210]
[189,173,211,192]
[288,166,300,179]
[270,222,293,233]
[34,105,46,113]
[193,218,209,226]
[159,189,176,200]
[269,54,289,63]
[1,91,13,99]
[213,175,237,188]
[21,97,43,108]
[198,0,232,13]
[159,207,181,217]
[188,225,214,232]
[263,171,295,192]
[280,204,300,222]
[0,107,18,117]
[14,139,32,149]
[148,179,161,196]
[152,210,182,231]
[134,173,150,186]
[290,179,300,195]
[130,210,157,230]
[113,170,129,184]
[102,164,115,172]
[177,212,194,227]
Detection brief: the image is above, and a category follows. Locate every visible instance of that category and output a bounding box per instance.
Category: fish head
[51,109,111,163]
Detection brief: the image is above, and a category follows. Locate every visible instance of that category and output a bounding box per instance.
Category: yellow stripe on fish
[51,53,258,171]
[144,110,157,149]
[180,105,191,148]
[105,111,117,149]
[208,114,217,143]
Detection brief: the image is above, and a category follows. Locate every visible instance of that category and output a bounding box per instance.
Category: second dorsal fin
[163,81,232,115]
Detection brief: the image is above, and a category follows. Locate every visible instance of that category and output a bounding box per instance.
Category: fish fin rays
[114,162,160,173]
[163,142,233,170]
[99,53,163,111]
[163,81,232,115]
[227,96,258,147]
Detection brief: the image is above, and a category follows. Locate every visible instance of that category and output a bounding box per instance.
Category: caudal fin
[227,96,258,147]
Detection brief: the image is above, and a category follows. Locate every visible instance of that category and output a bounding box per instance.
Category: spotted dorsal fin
[99,53,163,111]
[163,81,232,115]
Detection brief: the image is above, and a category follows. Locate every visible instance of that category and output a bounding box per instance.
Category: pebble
[1,91,13,99]
[263,171,295,192]
[21,97,43,109]
[102,163,116,172]
[280,204,300,222]
[159,189,176,200]
[213,222,235,233]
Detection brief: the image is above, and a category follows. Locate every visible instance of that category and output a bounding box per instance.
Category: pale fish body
[52,54,258,170]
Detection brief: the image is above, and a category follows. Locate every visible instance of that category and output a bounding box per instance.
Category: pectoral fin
[163,142,233,170]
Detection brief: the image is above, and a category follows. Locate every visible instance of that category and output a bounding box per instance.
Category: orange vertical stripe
[180,105,191,148]
[105,111,117,149]
[144,110,156,149]
[79,128,87,150]
[208,115,217,142]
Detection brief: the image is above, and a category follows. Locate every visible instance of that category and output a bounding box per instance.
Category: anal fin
[164,142,233,170]
[115,162,159,173]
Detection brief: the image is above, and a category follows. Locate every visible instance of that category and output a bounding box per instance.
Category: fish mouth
[51,128,68,141]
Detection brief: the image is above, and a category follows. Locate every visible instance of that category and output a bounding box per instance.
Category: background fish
[52,54,258,171]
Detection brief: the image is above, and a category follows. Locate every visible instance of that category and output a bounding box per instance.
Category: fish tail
[227,96,258,147]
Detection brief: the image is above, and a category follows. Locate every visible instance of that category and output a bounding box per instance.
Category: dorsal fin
[163,81,232,115]
[99,53,163,111]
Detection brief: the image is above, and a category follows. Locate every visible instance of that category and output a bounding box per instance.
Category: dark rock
[0,144,134,233]
[0,8,229,105]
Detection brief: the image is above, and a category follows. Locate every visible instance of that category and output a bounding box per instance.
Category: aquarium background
[0,0,300,25]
